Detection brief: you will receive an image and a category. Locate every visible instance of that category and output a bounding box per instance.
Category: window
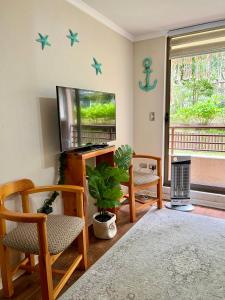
[164,27,225,193]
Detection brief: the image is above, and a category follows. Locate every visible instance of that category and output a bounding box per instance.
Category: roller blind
[170,27,225,59]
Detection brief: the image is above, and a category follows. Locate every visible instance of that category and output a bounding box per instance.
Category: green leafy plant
[87,163,129,221]
[39,144,133,217]
[38,152,67,214]
[86,144,133,222]
[114,144,133,171]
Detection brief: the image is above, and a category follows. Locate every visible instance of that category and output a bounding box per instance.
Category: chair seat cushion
[134,170,159,185]
[3,215,84,255]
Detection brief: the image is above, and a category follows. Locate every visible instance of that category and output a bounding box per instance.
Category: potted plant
[86,145,133,239]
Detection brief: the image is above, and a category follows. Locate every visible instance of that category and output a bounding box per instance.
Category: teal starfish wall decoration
[36,33,51,50]
[67,29,79,46]
[92,57,102,75]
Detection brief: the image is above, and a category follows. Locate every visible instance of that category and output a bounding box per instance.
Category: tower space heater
[166,156,194,212]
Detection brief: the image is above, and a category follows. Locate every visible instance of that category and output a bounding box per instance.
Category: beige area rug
[60,207,225,300]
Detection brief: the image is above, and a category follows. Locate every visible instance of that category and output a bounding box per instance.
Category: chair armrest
[0,208,49,254]
[0,208,46,224]
[22,185,84,195]
[21,185,85,219]
[133,154,161,161]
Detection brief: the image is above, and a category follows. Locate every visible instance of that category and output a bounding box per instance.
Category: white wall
[133,37,225,210]
[134,37,167,159]
[0,0,133,186]
[0,0,133,284]
[1,0,224,290]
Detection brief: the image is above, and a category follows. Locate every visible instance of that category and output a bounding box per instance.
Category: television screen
[56,86,116,152]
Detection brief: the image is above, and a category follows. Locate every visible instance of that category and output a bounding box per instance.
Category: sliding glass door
[164,29,225,193]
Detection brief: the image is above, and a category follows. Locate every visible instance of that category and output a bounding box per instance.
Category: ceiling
[80,0,225,39]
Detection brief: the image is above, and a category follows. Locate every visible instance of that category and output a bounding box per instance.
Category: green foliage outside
[192,100,219,124]
[171,53,225,125]
[183,79,214,103]
[81,92,113,103]
[171,98,220,125]
[80,102,115,123]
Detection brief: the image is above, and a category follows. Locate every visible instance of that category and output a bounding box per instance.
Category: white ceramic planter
[93,211,117,239]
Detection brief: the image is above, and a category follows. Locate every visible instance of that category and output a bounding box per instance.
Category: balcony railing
[71,124,116,146]
[169,125,225,155]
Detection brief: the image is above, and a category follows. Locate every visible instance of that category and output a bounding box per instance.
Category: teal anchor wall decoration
[139,57,157,92]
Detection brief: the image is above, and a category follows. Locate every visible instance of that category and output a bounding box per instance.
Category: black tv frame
[56,86,116,152]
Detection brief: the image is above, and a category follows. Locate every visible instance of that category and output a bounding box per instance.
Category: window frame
[163,37,225,195]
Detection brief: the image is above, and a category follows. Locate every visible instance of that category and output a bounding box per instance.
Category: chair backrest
[0,179,35,238]
[0,179,34,207]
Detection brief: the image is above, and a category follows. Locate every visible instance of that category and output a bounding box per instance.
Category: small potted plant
[86,145,132,239]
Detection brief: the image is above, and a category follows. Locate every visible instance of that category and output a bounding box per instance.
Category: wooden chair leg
[0,245,14,297]
[25,254,35,274]
[78,228,88,271]
[38,254,54,300]
[129,183,136,223]
[157,179,163,209]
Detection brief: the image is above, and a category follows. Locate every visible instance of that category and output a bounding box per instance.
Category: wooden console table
[62,146,115,242]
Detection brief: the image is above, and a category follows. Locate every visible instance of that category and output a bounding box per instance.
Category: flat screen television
[56,86,116,152]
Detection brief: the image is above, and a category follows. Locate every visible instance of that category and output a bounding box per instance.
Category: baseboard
[163,186,225,210]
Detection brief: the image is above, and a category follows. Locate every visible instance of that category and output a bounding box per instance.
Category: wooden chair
[121,153,163,223]
[0,179,87,300]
